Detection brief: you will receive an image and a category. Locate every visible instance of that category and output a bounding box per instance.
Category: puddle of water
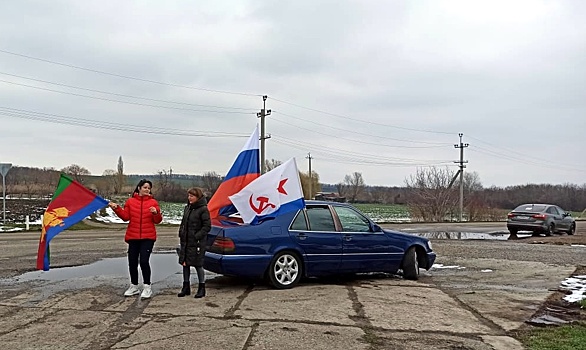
[412,232,532,240]
[3,253,218,286]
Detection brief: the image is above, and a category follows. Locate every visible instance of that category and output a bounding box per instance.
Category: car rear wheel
[402,247,419,280]
[267,251,302,289]
[568,223,576,235]
[544,223,554,236]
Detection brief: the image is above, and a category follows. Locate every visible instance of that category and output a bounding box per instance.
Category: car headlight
[427,241,433,251]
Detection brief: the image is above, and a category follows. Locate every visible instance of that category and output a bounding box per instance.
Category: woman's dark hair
[187,187,204,199]
[134,179,153,194]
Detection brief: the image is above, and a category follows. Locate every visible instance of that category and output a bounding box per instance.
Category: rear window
[514,204,546,212]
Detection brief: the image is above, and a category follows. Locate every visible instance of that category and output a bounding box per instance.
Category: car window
[546,207,556,214]
[290,210,308,230]
[306,207,336,232]
[514,204,546,212]
[555,207,566,215]
[333,206,371,232]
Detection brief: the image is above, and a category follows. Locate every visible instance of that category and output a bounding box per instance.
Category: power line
[468,146,585,173]
[0,49,262,97]
[271,111,451,147]
[0,106,250,138]
[0,71,257,111]
[0,79,255,115]
[466,134,584,171]
[269,96,454,135]
[272,134,454,166]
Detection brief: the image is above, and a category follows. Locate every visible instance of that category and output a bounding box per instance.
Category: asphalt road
[0,223,584,349]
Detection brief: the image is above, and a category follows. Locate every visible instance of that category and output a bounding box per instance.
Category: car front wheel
[402,247,419,280]
[267,251,302,289]
[568,223,576,235]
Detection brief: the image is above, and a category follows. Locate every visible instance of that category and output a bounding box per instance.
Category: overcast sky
[1,0,584,187]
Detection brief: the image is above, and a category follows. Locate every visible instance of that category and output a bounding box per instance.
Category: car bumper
[204,252,272,279]
[507,222,547,231]
[426,252,437,270]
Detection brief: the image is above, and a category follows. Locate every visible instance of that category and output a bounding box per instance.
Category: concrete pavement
[0,268,530,349]
[1,225,581,349]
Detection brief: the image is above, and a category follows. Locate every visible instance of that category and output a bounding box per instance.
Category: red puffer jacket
[113,193,163,242]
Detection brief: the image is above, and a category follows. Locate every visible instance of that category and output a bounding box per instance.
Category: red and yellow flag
[36,174,108,271]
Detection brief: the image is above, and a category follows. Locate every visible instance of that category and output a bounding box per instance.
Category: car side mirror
[372,223,382,232]
[564,212,571,217]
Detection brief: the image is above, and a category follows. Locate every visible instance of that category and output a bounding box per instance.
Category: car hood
[381,228,432,246]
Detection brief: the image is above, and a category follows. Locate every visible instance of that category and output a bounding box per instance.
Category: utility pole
[257,95,271,174]
[306,152,313,199]
[454,133,469,222]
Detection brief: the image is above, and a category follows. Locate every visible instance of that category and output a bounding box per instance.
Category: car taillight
[212,237,235,253]
[507,213,514,218]
[532,214,546,219]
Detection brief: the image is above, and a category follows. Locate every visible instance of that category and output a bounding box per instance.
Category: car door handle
[344,235,352,241]
[296,233,307,240]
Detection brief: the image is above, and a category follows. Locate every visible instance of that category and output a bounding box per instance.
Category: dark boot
[177,282,190,297]
[194,283,205,298]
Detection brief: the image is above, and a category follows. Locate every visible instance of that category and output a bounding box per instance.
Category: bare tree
[336,182,348,198]
[299,171,321,199]
[93,177,113,197]
[265,158,282,172]
[102,169,117,195]
[201,171,223,196]
[60,164,91,182]
[404,166,458,222]
[116,156,125,194]
[343,172,365,202]
[154,169,185,202]
[463,171,487,221]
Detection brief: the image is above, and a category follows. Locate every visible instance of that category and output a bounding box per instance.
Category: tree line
[2,163,584,221]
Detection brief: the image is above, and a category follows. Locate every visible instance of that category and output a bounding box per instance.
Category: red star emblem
[277,178,288,195]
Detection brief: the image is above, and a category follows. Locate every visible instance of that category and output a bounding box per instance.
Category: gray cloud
[0,0,584,187]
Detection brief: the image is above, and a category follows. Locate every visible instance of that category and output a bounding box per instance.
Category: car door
[332,205,397,274]
[546,206,564,230]
[554,206,571,231]
[288,205,342,276]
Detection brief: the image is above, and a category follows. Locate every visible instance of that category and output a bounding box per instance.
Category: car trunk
[509,211,545,223]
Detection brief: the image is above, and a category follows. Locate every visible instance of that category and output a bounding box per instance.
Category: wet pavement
[412,232,532,240]
[0,225,584,349]
[0,266,527,350]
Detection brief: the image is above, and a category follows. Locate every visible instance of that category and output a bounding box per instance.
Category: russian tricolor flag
[208,125,260,218]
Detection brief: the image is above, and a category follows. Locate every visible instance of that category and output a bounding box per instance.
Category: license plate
[516,216,530,220]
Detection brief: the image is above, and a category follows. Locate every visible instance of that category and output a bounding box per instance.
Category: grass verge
[519,323,586,350]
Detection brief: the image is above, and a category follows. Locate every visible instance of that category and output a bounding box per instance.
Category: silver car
[507,203,576,236]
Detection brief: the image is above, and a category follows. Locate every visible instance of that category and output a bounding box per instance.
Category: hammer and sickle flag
[36,174,108,271]
[229,158,305,224]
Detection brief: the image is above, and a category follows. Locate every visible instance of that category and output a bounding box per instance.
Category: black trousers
[127,239,155,285]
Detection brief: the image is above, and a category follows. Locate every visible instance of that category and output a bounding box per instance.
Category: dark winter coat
[178,196,211,267]
[113,193,162,242]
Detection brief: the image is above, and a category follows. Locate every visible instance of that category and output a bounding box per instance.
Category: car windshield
[514,204,547,213]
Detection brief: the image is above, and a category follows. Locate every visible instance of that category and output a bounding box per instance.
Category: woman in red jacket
[109,179,163,299]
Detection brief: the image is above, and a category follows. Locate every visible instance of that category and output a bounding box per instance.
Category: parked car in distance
[506,203,576,236]
[204,201,436,289]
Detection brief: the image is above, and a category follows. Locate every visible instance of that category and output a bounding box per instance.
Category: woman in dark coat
[177,187,211,298]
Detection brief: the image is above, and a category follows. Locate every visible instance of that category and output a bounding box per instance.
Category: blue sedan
[204,201,436,289]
